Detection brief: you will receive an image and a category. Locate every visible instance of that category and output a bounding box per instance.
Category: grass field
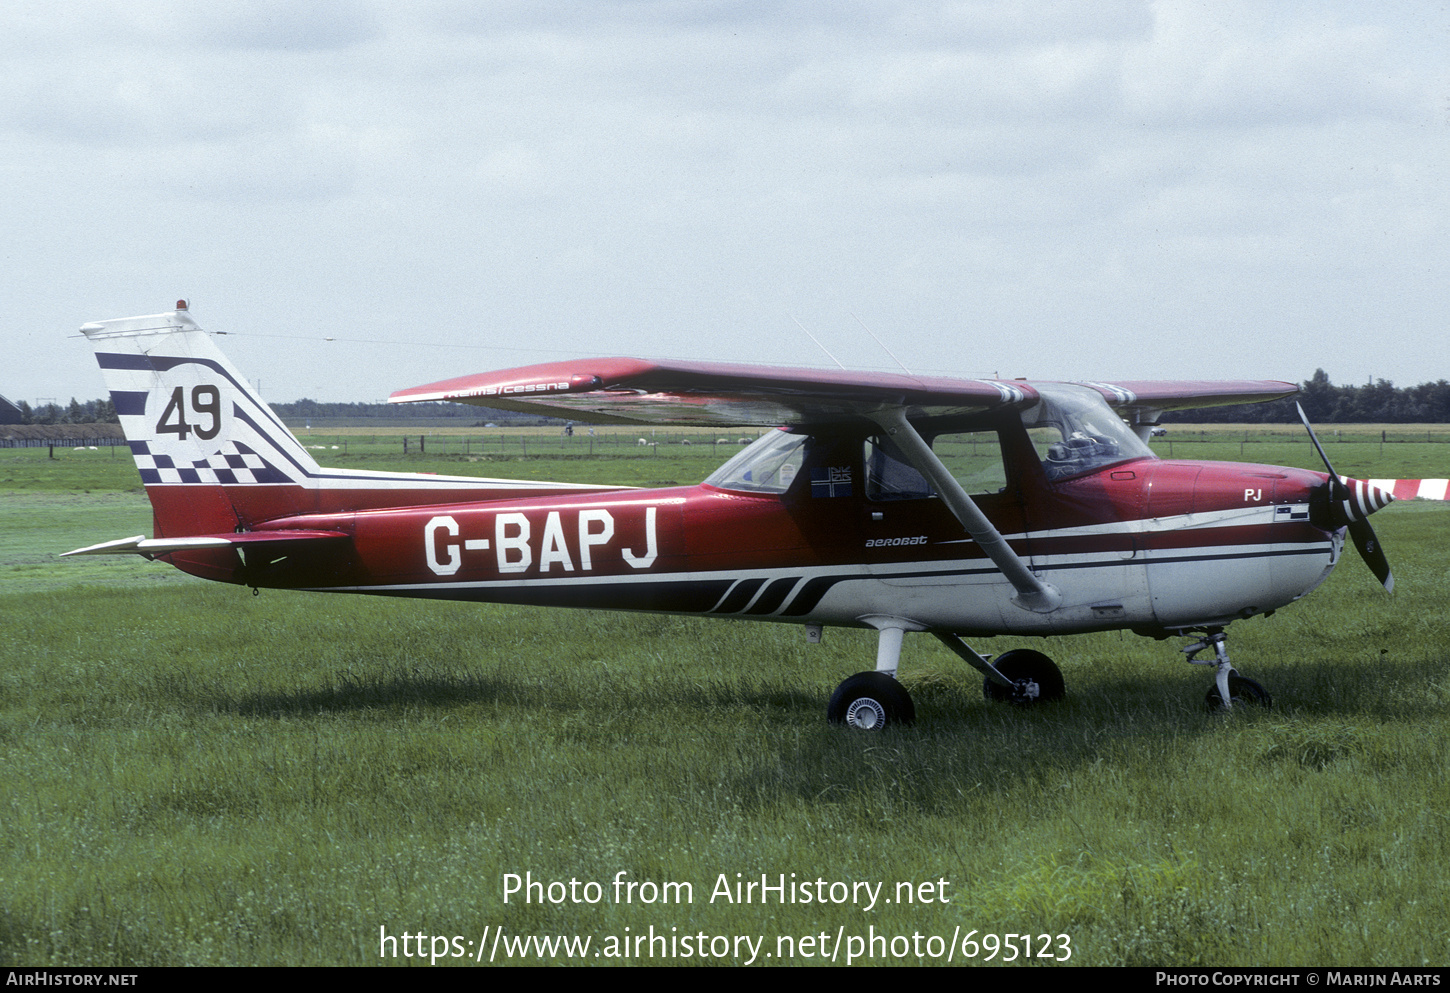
[1,438,1447,967]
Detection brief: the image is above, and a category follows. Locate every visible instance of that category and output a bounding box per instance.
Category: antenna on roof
[851,313,912,376]
[790,315,846,370]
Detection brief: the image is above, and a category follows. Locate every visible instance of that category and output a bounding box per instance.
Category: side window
[932,431,1007,493]
[704,430,808,493]
[865,430,1007,501]
[865,435,931,501]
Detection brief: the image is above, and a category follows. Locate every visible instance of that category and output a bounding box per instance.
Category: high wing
[1075,379,1299,438]
[389,358,1038,427]
[390,358,1296,429]
[1079,379,1297,411]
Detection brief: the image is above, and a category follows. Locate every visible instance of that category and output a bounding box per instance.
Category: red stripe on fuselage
[144,481,624,534]
[142,457,1337,598]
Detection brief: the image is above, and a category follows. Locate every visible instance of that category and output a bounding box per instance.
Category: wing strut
[870,408,1061,613]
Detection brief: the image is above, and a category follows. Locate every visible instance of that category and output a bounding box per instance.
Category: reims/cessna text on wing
[67,303,1395,727]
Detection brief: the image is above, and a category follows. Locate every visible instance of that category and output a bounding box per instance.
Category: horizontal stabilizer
[63,530,350,558]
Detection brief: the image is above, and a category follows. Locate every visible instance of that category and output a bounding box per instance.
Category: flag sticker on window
[811,465,853,498]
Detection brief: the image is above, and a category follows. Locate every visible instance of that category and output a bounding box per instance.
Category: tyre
[983,649,1065,705]
[1204,674,1271,711]
[827,671,915,730]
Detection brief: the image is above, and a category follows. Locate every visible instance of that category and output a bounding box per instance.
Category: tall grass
[1,440,1446,966]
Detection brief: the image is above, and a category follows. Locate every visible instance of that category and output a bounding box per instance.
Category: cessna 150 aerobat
[67,304,1395,727]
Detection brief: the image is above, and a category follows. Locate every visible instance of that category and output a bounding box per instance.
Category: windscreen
[1023,384,1156,480]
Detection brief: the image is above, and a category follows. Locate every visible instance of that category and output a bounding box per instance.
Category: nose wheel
[1182,629,1272,711]
[1202,674,1271,711]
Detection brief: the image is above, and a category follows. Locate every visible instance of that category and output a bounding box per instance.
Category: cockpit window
[865,429,1007,501]
[704,429,808,493]
[1023,384,1155,480]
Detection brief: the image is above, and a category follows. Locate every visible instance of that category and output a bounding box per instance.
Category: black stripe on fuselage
[357,577,735,614]
[712,578,766,613]
[307,543,1332,619]
[745,577,799,615]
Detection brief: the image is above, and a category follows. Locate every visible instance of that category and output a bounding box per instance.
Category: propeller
[1295,403,1394,592]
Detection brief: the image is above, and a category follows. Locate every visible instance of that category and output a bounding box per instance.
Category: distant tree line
[11,398,118,425]
[5,397,540,426]
[272,399,522,422]
[270,399,554,425]
[1160,370,1450,424]
[14,370,1450,427]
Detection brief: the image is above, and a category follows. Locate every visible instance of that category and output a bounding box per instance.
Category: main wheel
[983,649,1065,705]
[827,671,915,730]
[1204,674,1271,711]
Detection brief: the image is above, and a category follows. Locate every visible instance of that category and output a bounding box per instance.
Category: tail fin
[80,304,628,541]
[82,304,323,496]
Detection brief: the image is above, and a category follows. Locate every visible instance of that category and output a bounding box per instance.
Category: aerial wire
[850,312,913,376]
[789,314,846,370]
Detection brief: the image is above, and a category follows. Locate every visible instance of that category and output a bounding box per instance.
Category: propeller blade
[1295,403,1395,592]
[1348,519,1394,593]
[1295,402,1343,493]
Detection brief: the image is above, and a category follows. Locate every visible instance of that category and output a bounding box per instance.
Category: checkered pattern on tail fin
[80,308,322,488]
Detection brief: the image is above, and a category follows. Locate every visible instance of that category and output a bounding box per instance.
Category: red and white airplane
[67,303,1395,726]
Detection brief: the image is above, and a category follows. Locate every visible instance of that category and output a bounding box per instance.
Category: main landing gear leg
[933,633,1065,705]
[1182,629,1271,711]
[827,620,918,730]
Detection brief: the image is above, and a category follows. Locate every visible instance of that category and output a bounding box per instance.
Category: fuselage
[78,307,1351,641]
[159,450,1343,640]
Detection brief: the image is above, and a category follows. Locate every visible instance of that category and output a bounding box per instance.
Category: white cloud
[1120,1,1415,126]
[1,1,1446,402]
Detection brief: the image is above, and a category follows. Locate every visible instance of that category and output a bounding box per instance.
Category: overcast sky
[5,1,1447,405]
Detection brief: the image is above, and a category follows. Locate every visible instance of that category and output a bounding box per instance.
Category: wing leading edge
[389,358,1039,427]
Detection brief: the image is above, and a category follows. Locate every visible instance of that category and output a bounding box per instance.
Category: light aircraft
[66,303,1395,727]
